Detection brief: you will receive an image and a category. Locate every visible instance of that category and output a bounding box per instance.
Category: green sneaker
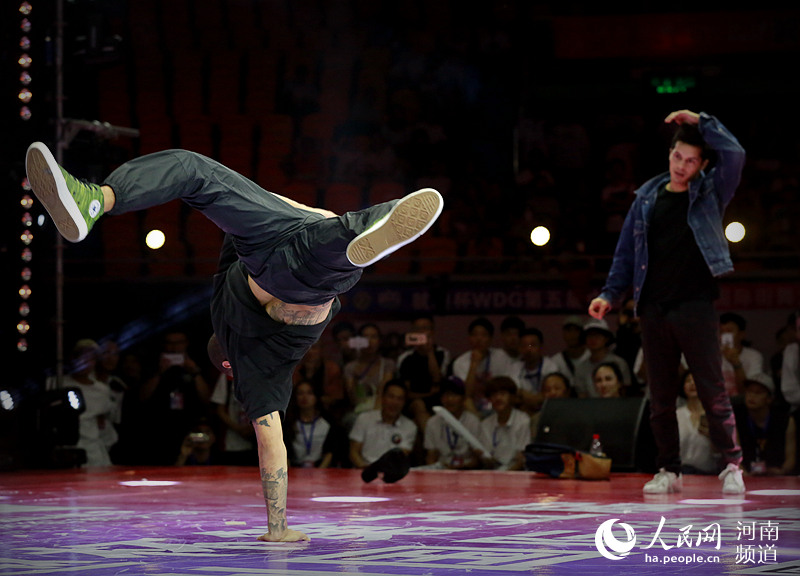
[25,142,104,242]
[346,188,443,267]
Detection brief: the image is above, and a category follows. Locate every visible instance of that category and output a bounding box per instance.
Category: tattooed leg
[252,411,310,543]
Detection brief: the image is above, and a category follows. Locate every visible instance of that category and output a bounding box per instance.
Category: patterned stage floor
[1,466,799,575]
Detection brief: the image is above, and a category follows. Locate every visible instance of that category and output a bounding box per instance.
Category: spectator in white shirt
[349,380,417,468]
[720,312,764,397]
[210,372,257,465]
[450,317,520,417]
[423,377,482,469]
[479,376,531,471]
[516,327,559,413]
[548,316,589,385]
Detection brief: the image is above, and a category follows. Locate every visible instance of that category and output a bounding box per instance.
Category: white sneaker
[346,188,443,267]
[643,468,683,494]
[719,463,746,494]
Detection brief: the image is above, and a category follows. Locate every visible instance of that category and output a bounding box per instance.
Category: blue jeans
[639,299,742,473]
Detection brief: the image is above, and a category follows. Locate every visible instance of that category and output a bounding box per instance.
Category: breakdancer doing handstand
[26,142,443,542]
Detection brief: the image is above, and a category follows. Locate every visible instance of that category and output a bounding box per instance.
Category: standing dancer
[587,110,747,494]
[26,143,443,541]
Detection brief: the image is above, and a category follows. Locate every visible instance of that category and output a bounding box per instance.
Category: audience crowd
[52,309,799,477]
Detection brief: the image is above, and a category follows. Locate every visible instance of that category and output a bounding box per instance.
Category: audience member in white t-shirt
[479,376,531,471]
[285,381,334,468]
[676,372,720,474]
[423,377,482,469]
[515,327,559,413]
[349,380,418,468]
[211,373,257,465]
[450,317,521,417]
[720,312,764,397]
[547,316,590,385]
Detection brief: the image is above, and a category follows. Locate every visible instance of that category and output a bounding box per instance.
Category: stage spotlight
[0,391,15,412]
[146,229,166,249]
[32,388,87,468]
[530,226,551,247]
[725,222,745,243]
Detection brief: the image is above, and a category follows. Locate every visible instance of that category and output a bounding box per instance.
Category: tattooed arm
[252,411,310,542]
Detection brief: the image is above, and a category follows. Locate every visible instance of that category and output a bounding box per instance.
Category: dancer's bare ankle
[101,185,116,212]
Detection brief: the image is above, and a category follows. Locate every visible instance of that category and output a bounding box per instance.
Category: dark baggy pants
[638,299,742,473]
[104,149,395,305]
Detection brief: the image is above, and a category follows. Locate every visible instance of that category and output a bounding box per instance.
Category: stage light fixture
[18,89,33,104]
[529,225,551,247]
[19,285,31,299]
[21,267,32,281]
[725,222,745,243]
[22,212,32,227]
[21,18,31,32]
[66,390,83,411]
[146,229,166,249]
[19,2,32,15]
[0,391,15,411]
[21,195,33,208]
[19,303,30,317]
[20,107,32,121]
[18,54,32,68]
[20,230,33,245]
[17,321,30,335]
[21,248,32,262]
[17,339,28,353]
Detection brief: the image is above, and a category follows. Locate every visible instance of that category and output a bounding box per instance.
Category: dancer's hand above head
[665,110,700,125]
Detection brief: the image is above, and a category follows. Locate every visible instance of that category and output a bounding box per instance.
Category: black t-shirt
[211,255,339,421]
[399,349,446,394]
[640,185,718,306]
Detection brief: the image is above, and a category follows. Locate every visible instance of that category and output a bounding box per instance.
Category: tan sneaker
[346,188,443,267]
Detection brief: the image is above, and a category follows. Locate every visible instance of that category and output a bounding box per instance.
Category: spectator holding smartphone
[344,323,396,418]
[397,314,451,433]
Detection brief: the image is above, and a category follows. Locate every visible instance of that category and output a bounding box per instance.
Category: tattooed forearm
[261,467,288,534]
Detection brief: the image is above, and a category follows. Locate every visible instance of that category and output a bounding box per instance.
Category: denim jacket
[598,112,746,308]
